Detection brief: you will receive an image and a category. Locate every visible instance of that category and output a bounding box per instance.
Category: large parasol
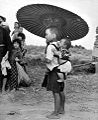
[16,4,89,40]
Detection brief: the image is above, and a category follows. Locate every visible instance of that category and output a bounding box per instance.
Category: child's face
[19,27,23,32]
[13,42,19,49]
[14,22,19,29]
[18,36,22,40]
[60,39,67,48]
[45,29,56,43]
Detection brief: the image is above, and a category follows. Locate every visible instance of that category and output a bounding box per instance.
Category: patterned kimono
[7,48,23,91]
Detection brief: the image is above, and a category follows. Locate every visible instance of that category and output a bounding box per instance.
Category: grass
[6,45,97,104]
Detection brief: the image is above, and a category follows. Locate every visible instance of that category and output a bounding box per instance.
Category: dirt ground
[0,74,98,120]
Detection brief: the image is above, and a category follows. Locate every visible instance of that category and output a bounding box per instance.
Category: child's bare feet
[58,108,65,114]
[46,111,60,119]
[58,110,65,114]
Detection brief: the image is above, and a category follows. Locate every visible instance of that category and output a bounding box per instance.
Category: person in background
[7,39,23,91]
[0,15,12,93]
[11,23,27,70]
[11,22,23,41]
[17,32,27,72]
[42,27,65,119]
[11,22,21,35]
[8,38,30,90]
[92,30,98,73]
[0,15,11,34]
[92,35,98,62]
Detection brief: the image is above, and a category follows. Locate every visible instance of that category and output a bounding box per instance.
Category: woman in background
[11,22,23,41]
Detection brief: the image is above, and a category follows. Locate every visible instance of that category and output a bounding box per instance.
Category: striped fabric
[7,61,18,91]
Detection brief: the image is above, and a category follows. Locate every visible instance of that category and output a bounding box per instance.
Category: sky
[1,0,98,50]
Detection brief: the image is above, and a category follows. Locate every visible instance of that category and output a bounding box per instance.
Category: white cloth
[1,57,11,76]
[45,42,59,71]
[58,61,72,73]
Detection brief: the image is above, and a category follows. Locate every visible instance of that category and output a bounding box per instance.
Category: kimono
[7,48,23,91]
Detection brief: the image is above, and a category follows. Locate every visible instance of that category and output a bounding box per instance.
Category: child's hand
[15,57,19,61]
[53,50,61,57]
[4,51,9,60]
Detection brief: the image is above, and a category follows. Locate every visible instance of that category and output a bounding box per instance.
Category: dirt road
[0,89,98,120]
[0,74,98,120]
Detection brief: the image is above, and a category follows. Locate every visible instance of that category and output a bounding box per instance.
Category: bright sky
[1,0,98,49]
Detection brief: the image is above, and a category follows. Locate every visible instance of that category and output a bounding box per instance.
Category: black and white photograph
[0,0,98,120]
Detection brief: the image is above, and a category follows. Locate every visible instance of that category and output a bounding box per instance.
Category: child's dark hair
[14,22,21,28]
[63,39,71,49]
[12,39,22,49]
[47,27,60,40]
[17,32,26,40]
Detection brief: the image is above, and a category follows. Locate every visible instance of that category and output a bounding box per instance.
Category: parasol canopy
[16,4,89,40]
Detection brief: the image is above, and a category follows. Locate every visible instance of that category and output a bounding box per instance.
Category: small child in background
[8,39,30,90]
[53,38,72,82]
[17,32,27,72]
[8,39,23,91]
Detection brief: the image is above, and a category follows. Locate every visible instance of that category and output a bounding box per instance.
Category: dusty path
[0,90,98,120]
[0,74,98,120]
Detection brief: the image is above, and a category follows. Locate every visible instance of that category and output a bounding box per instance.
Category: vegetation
[7,45,98,105]
[15,45,94,90]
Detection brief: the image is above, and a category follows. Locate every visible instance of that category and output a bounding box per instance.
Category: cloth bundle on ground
[16,62,31,86]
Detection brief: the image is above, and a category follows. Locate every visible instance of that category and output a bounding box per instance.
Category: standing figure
[0,16,11,35]
[92,35,98,61]
[0,15,12,92]
[11,22,23,41]
[42,27,65,119]
[17,32,27,72]
[92,27,98,73]
[7,39,23,91]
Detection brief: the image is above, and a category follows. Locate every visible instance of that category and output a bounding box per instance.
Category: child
[17,32,27,72]
[8,39,23,90]
[8,39,28,91]
[12,39,30,87]
[42,27,65,119]
[54,39,72,82]
[17,32,27,57]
